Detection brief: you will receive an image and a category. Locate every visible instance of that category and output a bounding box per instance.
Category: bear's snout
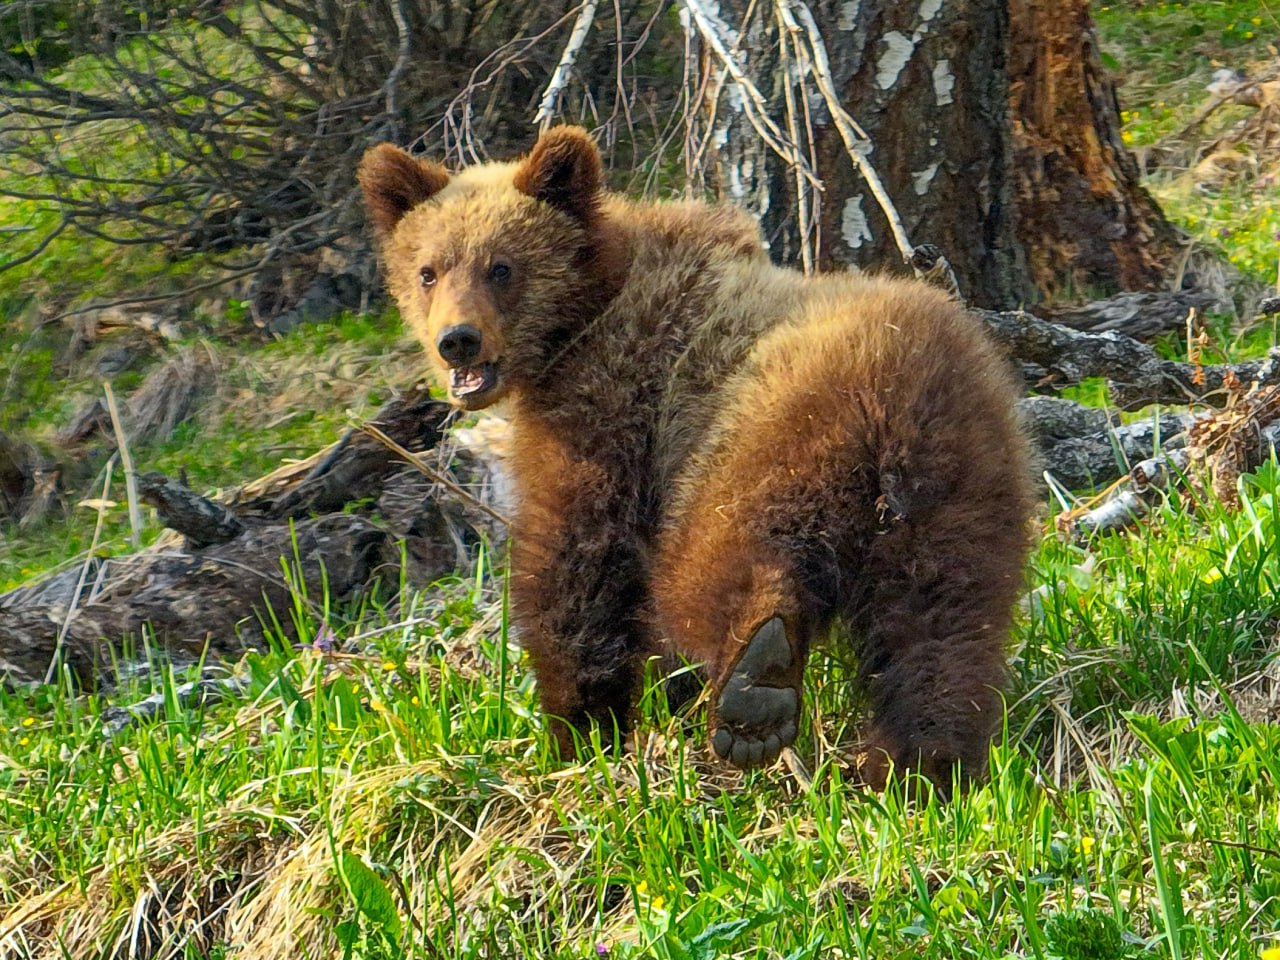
[436,324,483,366]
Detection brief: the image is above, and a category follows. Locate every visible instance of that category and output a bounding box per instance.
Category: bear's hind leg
[652,497,818,770]
[850,508,1025,795]
[711,614,802,766]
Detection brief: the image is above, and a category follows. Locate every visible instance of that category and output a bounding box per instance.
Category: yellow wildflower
[1261,946,1280,960]
[1080,835,1096,855]
[21,717,35,727]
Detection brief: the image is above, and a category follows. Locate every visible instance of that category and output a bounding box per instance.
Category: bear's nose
[437,324,482,365]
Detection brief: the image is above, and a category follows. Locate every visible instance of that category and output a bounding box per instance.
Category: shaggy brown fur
[359,127,1034,792]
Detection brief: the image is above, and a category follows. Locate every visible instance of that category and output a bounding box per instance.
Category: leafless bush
[0,0,684,306]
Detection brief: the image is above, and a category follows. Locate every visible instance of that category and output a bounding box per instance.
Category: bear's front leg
[512,528,652,757]
[507,433,655,758]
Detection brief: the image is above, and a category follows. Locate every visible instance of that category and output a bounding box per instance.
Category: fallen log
[979,308,1280,410]
[1062,384,1280,539]
[1039,290,1217,341]
[0,388,506,686]
[137,472,243,548]
[1018,395,1118,442]
[1024,399,1192,491]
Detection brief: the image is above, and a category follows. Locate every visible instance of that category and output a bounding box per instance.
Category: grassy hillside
[5,476,1280,957]
[3,1,1280,957]
[1096,0,1280,289]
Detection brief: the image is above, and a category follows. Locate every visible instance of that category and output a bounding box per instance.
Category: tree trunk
[691,0,1178,307]
[1006,0,1179,299]
[694,0,1028,307]
[811,0,1027,308]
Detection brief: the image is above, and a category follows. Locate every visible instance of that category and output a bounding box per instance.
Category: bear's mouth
[448,361,500,407]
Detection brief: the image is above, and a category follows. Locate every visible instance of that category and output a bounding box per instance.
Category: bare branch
[678,0,821,186]
[774,0,914,264]
[535,0,600,130]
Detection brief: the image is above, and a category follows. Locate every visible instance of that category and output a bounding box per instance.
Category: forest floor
[3,2,1280,958]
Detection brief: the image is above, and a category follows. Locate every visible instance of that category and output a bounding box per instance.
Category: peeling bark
[1007,0,1180,299]
[813,0,1026,307]
[696,0,1026,306]
[693,0,1180,307]
[691,0,791,252]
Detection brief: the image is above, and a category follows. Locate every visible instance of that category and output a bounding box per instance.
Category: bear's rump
[659,281,1029,610]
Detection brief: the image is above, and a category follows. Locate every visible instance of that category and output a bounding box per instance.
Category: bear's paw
[710,616,800,769]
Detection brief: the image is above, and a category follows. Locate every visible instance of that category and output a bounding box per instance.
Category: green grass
[1095,1,1275,126]
[4,463,1280,957]
[1096,0,1280,291]
[0,309,416,590]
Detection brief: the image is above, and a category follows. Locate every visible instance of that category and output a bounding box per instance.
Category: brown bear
[358,126,1034,791]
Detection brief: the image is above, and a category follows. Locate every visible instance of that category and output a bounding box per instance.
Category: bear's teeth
[452,366,485,393]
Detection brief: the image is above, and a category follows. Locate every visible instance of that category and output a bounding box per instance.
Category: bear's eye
[420,267,437,288]
[488,261,512,284]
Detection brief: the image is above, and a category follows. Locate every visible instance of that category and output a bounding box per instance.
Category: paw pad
[709,616,800,769]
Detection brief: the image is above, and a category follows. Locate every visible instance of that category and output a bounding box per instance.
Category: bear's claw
[710,616,800,769]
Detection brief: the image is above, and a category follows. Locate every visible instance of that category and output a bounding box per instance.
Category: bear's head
[358,126,618,411]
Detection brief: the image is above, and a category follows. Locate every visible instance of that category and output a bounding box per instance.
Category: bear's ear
[357,144,450,236]
[513,126,603,223]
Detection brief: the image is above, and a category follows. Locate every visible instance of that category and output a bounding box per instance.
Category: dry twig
[535,1,601,130]
[773,0,915,264]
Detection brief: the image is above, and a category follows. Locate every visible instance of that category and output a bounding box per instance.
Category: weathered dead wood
[1041,290,1218,341]
[0,390,501,686]
[136,472,243,548]
[122,345,220,445]
[1191,73,1280,192]
[0,514,394,683]
[52,398,109,446]
[1063,385,1280,538]
[240,389,451,519]
[1018,395,1117,441]
[1184,383,1280,510]
[0,431,66,527]
[16,467,65,530]
[980,308,1280,409]
[1066,449,1192,540]
[1026,398,1195,490]
[0,431,32,517]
